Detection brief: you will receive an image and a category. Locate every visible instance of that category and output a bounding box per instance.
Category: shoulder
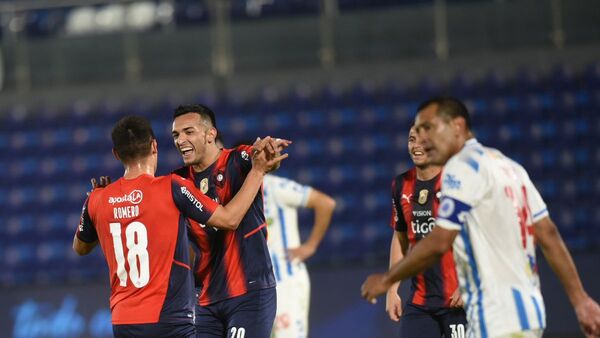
[231,145,252,161]
[446,140,492,176]
[392,168,416,187]
[267,174,308,192]
[172,166,191,178]
[168,173,194,187]
[87,181,114,213]
[265,174,291,186]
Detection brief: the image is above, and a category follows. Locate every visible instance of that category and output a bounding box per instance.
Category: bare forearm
[537,219,588,305]
[305,193,335,248]
[388,232,404,292]
[384,227,455,286]
[213,169,264,230]
[385,237,443,285]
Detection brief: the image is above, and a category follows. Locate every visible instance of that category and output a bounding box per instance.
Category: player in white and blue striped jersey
[263,174,336,338]
[362,97,600,338]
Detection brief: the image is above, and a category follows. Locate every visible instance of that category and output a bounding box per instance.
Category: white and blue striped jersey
[263,174,312,283]
[436,139,548,338]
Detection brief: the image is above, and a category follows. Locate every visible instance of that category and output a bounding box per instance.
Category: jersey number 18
[110,222,150,288]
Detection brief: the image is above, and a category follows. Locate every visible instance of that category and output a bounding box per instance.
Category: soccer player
[73,116,286,338]
[263,173,336,338]
[362,97,600,338]
[171,104,287,338]
[387,126,467,337]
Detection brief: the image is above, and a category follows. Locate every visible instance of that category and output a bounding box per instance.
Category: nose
[175,133,186,146]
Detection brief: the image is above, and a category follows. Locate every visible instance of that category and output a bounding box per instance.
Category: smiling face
[171,112,216,167]
[407,126,429,168]
[414,104,462,166]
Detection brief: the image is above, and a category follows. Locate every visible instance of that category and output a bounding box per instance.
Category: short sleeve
[76,197,98,243]
[171,175,219,225]
[515,164,549,222]
[235,145,253,174]
[391,177,408,232]
[436,158,486,231]
[271,177,311,208]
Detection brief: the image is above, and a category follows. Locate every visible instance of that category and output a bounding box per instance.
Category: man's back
[437,139,548,337]
[263,174,310,282]
[81,174,213,324]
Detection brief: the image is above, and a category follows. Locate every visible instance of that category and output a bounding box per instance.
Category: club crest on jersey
[200,178,209,194]
[418,189,428,205]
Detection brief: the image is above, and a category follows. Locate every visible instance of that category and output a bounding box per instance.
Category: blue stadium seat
[2,62,599,284]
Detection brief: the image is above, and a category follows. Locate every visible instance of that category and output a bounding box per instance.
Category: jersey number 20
[110,222,150,288]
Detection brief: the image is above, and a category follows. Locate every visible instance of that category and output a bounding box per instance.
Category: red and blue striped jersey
[390,168,460,309]
[173,145,276,306]
[76,173,218,324]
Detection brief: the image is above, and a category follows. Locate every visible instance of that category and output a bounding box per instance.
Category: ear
[112,148,120,161]
[452,117,466,135]
[206,127,217,143]
[151,139,158,154]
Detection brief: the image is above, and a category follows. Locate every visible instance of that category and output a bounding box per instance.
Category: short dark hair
[111,115,155,163]
[173,104,217,129]
[417,97,472,130]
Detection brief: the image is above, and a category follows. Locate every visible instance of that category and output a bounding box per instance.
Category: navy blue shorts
[400,303,467,338]
[195,287,277,338]
[113,322,195,338]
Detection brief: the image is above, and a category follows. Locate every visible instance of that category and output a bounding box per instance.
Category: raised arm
[177,137,290,230]
[361,226,457,304]
[208,138,290,229]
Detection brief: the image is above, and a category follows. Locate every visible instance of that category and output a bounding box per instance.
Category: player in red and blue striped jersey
[73,116,285,338]
[171,105,289,338]
[387,127,467,337]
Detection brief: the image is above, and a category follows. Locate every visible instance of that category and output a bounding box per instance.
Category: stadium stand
[0,62,599,287]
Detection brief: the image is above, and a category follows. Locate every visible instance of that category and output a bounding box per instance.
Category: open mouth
[180,147,194,157]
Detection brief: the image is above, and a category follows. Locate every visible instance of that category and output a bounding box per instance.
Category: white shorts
[495,329,544,338]
[272,264,310,338]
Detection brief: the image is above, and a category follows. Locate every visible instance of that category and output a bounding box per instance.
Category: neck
[448,131,476,160]
[415,164,442,181]
[192,145,221,172]
[123,158,155,179]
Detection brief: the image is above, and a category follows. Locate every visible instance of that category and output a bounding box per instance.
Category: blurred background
[0,0,599,337]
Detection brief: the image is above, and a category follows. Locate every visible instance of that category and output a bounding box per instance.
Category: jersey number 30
[110,222,150,288]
